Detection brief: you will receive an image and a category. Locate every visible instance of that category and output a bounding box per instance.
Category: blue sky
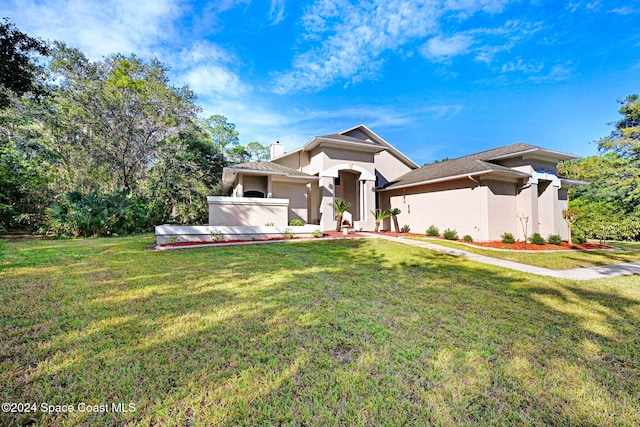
[6,0,640,163]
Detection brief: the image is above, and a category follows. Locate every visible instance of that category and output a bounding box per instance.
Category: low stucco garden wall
[208,196,289,227]
[155,224,322,247]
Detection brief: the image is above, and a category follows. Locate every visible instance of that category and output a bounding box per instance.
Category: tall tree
[0,18,49,109]
[49,44,199,194]
[246,141,270,162]
[199,114,239,159]
[562,95,640,240]
[596,95,640,208]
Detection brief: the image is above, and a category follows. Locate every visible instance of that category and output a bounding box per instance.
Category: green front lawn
[413,238,640,270]
[1,236,639,426]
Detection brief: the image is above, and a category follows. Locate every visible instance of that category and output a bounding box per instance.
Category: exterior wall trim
[319,163,376,181]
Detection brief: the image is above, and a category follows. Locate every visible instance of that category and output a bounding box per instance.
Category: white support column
[236,174,244,197]
[359,180,365,221]
[319,176,336,231]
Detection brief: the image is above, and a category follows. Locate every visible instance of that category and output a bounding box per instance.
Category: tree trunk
[392,215,399,233]
[375,220,380,232]
[336,213,342,231]
[567,224,573,246]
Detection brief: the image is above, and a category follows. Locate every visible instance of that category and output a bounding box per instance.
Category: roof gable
[339,124,419,169]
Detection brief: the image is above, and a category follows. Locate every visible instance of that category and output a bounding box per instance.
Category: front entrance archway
[318,163,376,231]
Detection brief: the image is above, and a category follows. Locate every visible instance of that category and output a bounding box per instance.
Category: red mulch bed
[360,232,616,250]
[160,231,617,251]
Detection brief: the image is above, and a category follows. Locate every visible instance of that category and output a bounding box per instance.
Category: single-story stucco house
[210,124,585,242]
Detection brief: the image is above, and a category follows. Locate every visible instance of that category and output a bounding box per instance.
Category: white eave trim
[378,169,530,191]
[224,168,318,181]
[560,178,590,187]
[487,148,578,162]
[303,136,385,153]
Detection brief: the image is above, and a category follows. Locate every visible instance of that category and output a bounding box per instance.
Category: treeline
[0,20,267,236]
[561,95,640,241]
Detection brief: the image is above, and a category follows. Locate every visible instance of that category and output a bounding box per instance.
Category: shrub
[210,229,223,242]
[463,234,473,242]
[547,234,563,246]
[284,228,295,239]
[264,222,274,226]
[443,228,458,240]
[501,232,515,244]
[529,233,545,245]
[400,224,410,233]
[572,233,586,244]
[311,229,323,238]
[45,190,149,237]
[289,219,304,226]
[426,225,439,236]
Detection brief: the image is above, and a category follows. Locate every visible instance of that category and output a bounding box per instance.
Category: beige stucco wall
[384,179,483,238]
[271,181,309,223]
[374,150,414,187]
[381,178,567,241]
[208,197,289,226]
[485,180,519,241]
[274,150,310,171]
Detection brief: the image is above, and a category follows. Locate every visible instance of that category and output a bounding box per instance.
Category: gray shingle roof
[226,161,315,178]
[382,143,540,190]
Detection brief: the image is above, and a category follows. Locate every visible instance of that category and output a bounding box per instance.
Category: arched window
[243,190,265,198]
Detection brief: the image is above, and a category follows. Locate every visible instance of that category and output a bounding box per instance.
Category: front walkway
[365,234,640,281]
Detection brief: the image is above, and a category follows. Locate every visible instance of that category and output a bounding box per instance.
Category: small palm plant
[371,209,391,232]
[389,208,401,233]
[330,199,351,231]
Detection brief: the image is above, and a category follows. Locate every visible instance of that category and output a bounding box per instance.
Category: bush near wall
[443,228,458,240]
[501,232,515,244]
[529,233,545,245]
[45,191,150,237]
[547,234,563,245]
[426,225,439,236]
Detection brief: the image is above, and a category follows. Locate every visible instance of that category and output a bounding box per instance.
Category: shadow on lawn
[2,238,639,426]
[560,248,640,267]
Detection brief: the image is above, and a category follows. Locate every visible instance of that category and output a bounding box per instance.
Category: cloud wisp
[7,0,183,60]
[272,0,513,93]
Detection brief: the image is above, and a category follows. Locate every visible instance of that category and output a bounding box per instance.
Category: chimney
[270,141,284,159]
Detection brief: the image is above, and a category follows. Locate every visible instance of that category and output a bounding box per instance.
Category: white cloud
[421,35,475,60]
[269,0,287,25]
[273,0,515,93]
[178,42,235,64]
[501,59,544,74]
[196,94,463,152]
[528,63,574,82]
[169,41,250,98]
[609,6,639,15]
[182,66,248,96]
[497,59,573,82]
[6,0,182,59]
